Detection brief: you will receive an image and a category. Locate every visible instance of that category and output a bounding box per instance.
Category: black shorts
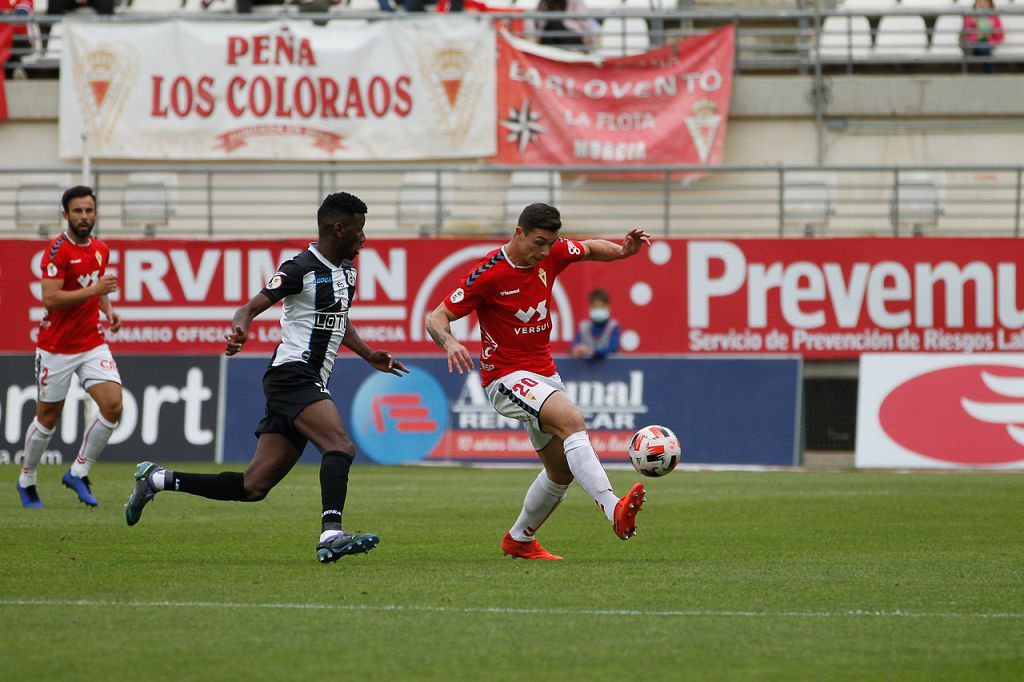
[254,362,333,452]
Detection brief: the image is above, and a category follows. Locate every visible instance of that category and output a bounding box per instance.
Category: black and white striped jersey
[260,244,356,384]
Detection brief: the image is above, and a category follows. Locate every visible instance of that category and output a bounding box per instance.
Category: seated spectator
[42,0,112,53]
[1,0,34,80]
[527,0,599,49]
[962,0,1004,74]
[571,289,621,360]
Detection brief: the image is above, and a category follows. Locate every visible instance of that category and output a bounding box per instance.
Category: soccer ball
[628,425,681,477]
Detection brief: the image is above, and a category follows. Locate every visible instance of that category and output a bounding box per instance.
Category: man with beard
[16,185,123,508]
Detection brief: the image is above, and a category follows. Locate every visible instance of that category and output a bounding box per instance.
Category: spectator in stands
[962,0,1004,74]
[1,0,34,80]
[42,0,113,53]
[528,0,599,49]
[571,289,621,360]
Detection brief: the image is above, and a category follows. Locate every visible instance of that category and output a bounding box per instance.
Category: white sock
[70,413,117,478]
[563,431,619,522]
[509,470,570,542]
[18,418,55,488]
[319,529,344,543]
[151,469,166,491]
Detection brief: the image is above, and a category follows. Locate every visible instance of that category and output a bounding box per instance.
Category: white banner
[856,353,1024,470]
[59,18,495,160]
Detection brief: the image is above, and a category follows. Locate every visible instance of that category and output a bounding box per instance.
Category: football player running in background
[17,185,124,509]
[124,192,409,564]
[426,203,651,560]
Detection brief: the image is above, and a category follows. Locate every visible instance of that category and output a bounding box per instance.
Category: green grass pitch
[2,465,1023,680]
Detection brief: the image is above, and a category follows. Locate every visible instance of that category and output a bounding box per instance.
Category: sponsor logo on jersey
[314,275,334,285]
[314,312,345,331]
[77,271,100,289]
[450,287,465,304]
[514,300,548,324]
[266,274,283,290]
[70,259,82,264]
[46,263,58,277]
[500,289,521,296]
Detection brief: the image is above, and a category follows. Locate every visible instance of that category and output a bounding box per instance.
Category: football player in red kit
[426,203,651,560]
[16,186,123,508]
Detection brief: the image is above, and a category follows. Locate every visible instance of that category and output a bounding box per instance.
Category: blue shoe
[124,461,161,527]
[62,470,98,507]
[316,532,380,564]
[16,483,44,508]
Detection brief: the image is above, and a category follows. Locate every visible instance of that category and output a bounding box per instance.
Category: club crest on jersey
[450,288,465,304]
[95,252,103,267]
[345,269,356,286]
[538,268,547,287]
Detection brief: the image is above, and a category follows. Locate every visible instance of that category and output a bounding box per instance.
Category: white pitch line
[0,599,1020,620]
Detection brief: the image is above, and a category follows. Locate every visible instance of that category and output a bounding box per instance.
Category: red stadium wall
[1,237,1021,358]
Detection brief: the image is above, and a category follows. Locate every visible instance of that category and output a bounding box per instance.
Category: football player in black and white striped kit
[124,192,409,563]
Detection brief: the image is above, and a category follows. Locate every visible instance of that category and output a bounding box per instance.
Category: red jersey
[37,233,109,354]
[444,238,585,386]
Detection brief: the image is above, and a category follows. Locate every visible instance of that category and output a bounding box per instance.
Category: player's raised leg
[16,402,60,509]
[63,379,123,507]
[502,439,571,560]
[538,391,645,540]
[125,433,301,526]
[292,400,379,564]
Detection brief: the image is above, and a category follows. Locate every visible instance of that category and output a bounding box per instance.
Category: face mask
[590,308,610,323]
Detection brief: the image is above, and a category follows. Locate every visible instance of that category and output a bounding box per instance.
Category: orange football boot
[501,532,564,560]
[613,483,646,540]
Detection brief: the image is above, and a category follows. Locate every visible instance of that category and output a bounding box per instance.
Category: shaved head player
[125,192,409,564]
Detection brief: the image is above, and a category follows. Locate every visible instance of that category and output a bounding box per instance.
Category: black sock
[320,451,354,531]
[168,471,249,502]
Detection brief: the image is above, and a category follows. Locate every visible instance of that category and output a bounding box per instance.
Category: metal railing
[4,8,1024,76]
[1,163,1020,238]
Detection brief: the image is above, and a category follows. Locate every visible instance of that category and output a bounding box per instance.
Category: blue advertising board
[222,356,802,466]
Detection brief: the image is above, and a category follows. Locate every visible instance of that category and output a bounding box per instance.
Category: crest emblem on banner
[683,99,722,165]
[72,42,137,147]
[419,37,485,142]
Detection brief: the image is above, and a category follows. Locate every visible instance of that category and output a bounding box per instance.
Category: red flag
[495,26,735,170]
[0,23,13,121]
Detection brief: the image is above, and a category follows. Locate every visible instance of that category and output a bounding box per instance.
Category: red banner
[494,27,734,168]
[1,237,1022,358]
[0,24,12,122]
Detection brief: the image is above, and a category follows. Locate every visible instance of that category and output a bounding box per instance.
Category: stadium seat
[930,14,964,57]
[819,15,872,60]
[782,172,837,236]
[874,15,929,57]
[583,0,624,10]
[397,172,454,235]
[121,0,185,12]
[341,0,381,10]
[596,17,650,58]
[15,176,72,233]
[122,173,177,235]
[841,0,896,11]
[1000,15,1024,57]
[504,171,561,223]
[892,171,944,235]
[899,0,956,8]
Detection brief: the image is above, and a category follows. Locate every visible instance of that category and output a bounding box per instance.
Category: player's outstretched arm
[426,303,474,375]
[342,324,410,377]
[581,228,652,262]
[41,274,117,309]
[224,292,274,356]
